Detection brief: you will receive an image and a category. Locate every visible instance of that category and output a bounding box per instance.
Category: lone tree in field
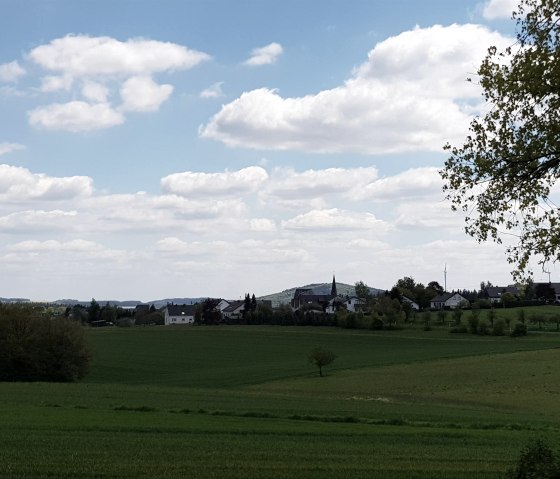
[441,0,560,280]
[308,347,336,377]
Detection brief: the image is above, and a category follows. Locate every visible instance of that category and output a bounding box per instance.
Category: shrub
[468,315,479,334]
[507,439,560,479]
[477,318,490,335]
[492,319,506,336]
[0,305,91,382]
[370,317,384,330]
[511,322,528,337]
[517,308,526,324]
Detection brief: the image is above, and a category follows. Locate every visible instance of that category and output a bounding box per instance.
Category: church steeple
[330,274,337,298]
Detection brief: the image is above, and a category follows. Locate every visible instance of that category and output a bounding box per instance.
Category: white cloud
[120,76,173,112]
[201,24,512,155]
[0,143,25,156]
[200,82,224,99]
[161,166,268,197]
[40,75,73,92]
[482,0,518,19]
[0,164,93,201]
[352,167,443,201]
[24,35,210,132]
[28,35,210,77]
[250,218,277,232]
[0,61,26,82]
[0,209,78,233]
[282,208,389,232]
[28,101,124,131]
[81,81,109,102]
[244,42,283,66]
[7,239,103,253]
[259,166,379,209]
[394,200,464,231]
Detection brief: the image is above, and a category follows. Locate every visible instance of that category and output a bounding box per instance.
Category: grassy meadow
[2,321,560,478]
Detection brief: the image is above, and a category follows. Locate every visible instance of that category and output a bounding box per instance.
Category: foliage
[507,439,560,479]
[196,298,223,324]
[354,281,371,301]
[0,304,90,382]
[492,319,507,336]
[441,0,560,279]
[307,347,337,377]
[511,322,528,337]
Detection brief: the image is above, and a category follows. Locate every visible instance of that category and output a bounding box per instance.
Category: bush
[468,315,479,334]
[507,439,560,479]
[477,318,490,335]
[492,319,506,336]
[511,322,528,337]
[0,305,91,382]
[370,317,384,330]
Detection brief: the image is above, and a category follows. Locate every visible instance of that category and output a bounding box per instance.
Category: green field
[2,325,560,478]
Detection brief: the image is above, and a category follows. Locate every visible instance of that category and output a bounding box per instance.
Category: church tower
[330,274,337,298]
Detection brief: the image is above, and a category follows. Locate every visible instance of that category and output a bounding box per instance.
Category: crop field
[2,325,560,478]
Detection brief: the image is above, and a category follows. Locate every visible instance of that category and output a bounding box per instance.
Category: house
[430,292,468,310]
[326,295,366,314]
[164,303,196,325]
[481,286,519,303]
[292,275,338,311]
[402,296,420,310]
[222,301,245,320]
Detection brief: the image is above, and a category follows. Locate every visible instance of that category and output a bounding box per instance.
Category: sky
[1,0,548,302]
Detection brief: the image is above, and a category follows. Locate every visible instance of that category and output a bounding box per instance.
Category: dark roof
[484,286,519,298]
[223,301,244,313]
[166,304,196,316]
[431,293,454,303]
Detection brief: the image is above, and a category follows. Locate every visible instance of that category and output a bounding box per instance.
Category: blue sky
[1,0,542,301]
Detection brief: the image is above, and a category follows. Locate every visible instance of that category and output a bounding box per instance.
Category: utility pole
[444,264,447,293]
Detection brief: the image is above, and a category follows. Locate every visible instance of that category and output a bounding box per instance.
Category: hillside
[259,282,383,307]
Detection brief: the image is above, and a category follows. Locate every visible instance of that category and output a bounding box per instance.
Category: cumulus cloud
[260,166,379,208]
[352,167,443,201]
[282,208,388,232]
[81,81,109,102]
[161,166,268,197]
[394,200,463,231]
[40,75,73,92]
[7,239,103,253]
[0,164,93,201]
[0,209,78,233]
[28,101,125,131]
[244,42,283,66]
[250,218,277,232]
[201,24,512,155]
[200,82,224,99]
[0,143,25,156]
[481,0,518,19]
[24,35,210,131]
[120,76,173,112]
[0,61,26,82]
[28,35,210,77]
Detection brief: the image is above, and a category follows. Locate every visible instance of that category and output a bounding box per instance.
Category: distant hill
[258,282,383,308]
[0,297,31,303]
[53,298,207,309]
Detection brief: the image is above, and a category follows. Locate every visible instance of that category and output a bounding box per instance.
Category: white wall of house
[164,310,195,325]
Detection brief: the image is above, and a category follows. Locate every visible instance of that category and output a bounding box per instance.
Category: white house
[402,296,420,310]
[430,292,468,310]
[164,304,196,325]
[326,296,366,314]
